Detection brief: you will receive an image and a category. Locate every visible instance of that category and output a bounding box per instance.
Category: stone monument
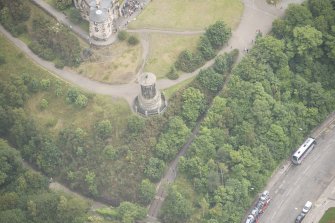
[74,0,120,41]
[134,72,167,116]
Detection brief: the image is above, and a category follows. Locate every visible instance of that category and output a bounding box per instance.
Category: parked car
[302,201,312,213]
[295,212,306,223]
[260,190,270,202]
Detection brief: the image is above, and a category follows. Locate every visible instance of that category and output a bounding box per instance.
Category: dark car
[295,213,306,223]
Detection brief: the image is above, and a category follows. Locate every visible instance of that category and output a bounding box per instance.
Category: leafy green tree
[175,50,204,73]
[144,157,165,181]
[285,4,313,28]
[213,50,238,75]
[166,65,179,80]
[85,171,98,196]
[182,87,205,123]
[39,99,48,110]
[95,120,112,139]
[0,139,23,187]
[117,202,146,223]
[251,36,288,71]
[160,186,193,223]
[0,209,25,223]
[196,68,224,92]
[293,25,323,55]
[128,35,139,45]
[197,36,216,60]
[154,117,190,161]
[139,179,155,205]
[127,115,145,135]
[205,21,231,49]
[75,94,88,108]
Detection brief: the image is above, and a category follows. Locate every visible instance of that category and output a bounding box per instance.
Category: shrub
[29,41,56,61]
[205,21,232,49]
[75,94,88,108]
[39,99,48,110]
[66,88,79,103]
[40,79,51,90]
[128,35,139,45]
[117,31,128,41]
[175,50,205,73]
[197,36,216,60]
[166,66,179,80]
[213,49,239,75]
[196,68,224,92]
[55,60,65,69]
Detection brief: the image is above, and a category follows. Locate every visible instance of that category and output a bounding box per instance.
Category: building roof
[90,7,109,23]
[139,73,157,86]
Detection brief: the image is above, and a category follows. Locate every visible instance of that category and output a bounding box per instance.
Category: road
[259,116,335,223]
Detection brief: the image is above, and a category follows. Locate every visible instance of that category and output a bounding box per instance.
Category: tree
[0,139,23,187]
[205,21,231,49]
[213,50,238,75]
[265,124,289,160]
[196,68,224,92]
[251,36,288,71]
[139,179,155,205]
[85,171,98,196]
[117,202,146,223]
[127,115,145,135]
[75,94,88,108]
[197,36,216,60]
[160,186,193,223]
[293,25,323,55]
[95,120,112,140]
[182,87,205,123]
[175,50,204,73]
[128,35,139,45]
[166,65,179,80]
[285,4,313,28]
[0,209,25,223]
[39,99,48,110]
[144,157,165,181]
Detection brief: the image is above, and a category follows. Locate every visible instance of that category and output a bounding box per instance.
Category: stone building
[73,0,120,41]
[134,72,167,116]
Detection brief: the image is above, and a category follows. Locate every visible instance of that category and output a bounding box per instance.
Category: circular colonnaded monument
[134,72,167,116]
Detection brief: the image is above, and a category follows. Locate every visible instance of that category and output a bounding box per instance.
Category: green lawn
[129,0,244,30]
[320,208,335,223]
[144,33,200,78]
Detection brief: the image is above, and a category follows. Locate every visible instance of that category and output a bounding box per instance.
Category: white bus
[292,137,316,165]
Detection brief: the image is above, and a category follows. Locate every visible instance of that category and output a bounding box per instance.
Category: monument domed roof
[138,72,156,86]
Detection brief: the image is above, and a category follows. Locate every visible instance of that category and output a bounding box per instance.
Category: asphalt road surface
[259,121,335,223]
